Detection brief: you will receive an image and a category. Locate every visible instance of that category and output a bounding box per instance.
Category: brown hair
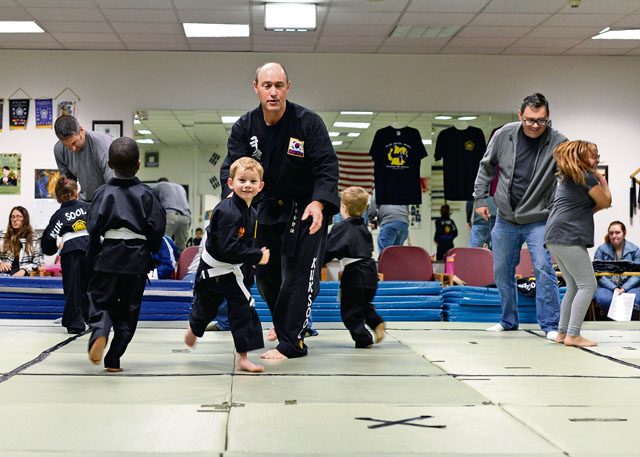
[340,186,369,217]
[2,206,35,257]
[230,157,264,180]
[604,220,626,244]
[554,140,598,185]
[54,175,79,203]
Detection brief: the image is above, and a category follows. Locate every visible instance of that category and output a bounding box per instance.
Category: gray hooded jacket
[473,121,567,225]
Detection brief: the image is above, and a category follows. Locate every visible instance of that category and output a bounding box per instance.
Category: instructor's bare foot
[555,332,566,344]
[88,336,106,365]
[236,352,264,372]
[260,348,288,360]
[564,335,597,347]
[374,322,385,343]
[184,326,197,348]
[267,327,277,342]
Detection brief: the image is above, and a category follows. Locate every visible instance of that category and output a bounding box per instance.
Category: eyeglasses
[522,117,549,127]
[10,214,24,220]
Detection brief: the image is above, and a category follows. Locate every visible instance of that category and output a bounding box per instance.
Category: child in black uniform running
[86,137,166,372]
[324,186,384,348]
[184,157,270,373]
[41,176,90,334]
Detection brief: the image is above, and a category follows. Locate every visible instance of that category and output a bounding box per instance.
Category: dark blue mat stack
[252,281,444,322]
[443,285,567,323]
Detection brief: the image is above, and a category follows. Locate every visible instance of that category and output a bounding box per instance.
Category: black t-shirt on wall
[368,126,427,205]
[434,126,487,201]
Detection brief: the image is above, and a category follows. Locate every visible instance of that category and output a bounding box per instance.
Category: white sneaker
[546,330,559,341]
[486,323,505,332]
[53,317,62,324]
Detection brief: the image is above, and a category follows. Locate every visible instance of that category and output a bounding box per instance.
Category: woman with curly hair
[544,140,611,347]
[0,206,43,276]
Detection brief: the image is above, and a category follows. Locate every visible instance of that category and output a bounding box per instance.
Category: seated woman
[0,206,43,276]
[593,220,640,311]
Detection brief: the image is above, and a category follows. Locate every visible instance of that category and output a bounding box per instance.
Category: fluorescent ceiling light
[422,139,433,145]
[347,132,360,138]
[458,116,477,121]
[183,23,249,38]
[136,139,154,144]
[0,21,44,33]
[333,121,370,129]
[592,28,640,39]
[328,132,340,137]
[137,129,152,135]
[332,140,343,146]
[221,116,240,123]
[265,3,316,31]
[434,115,452,120]
[340,111,373,115]
[133,118,141,125]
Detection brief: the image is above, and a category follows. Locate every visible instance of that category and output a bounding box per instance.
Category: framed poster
[92,120,123,139]
[145,151,159,168]
[35,169,61,199]
[0,153,21,195]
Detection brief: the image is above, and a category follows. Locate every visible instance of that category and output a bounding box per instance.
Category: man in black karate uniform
[221,62,339,359]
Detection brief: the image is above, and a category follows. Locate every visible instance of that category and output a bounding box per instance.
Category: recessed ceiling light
[347,132,361,138]
[183,23,250,37]
[265,3,316,31]
[458,116,477,121]
[422,139,433,145]
[434,115,452,120]
[333,121,370,129]
[0,21,44,33]
[592,28,640,39]
[332,140,343,146]
[137,129,152,135]
[221,116,240,123]
[340,111,373,115]
[136,139,154,144]
[329,132,340,137]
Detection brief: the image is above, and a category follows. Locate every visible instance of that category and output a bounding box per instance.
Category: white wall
[1,50,639,248]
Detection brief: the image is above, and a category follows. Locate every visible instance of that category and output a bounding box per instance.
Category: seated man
[593,221,640,312]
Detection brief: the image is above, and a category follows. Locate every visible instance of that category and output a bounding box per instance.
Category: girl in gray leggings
[544,140,611,347]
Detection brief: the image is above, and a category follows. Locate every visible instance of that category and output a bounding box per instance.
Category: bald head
[255,62,289,84]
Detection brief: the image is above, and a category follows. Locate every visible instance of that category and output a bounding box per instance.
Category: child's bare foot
[564,335,597,347]
[184,326,197,348]
[555,332,566,344]
[88,336,106,365]
[260,348,288,359]
[236,353,264,372]
[374,322,385,343]
[106,367,123,373]
[267,327,277,342]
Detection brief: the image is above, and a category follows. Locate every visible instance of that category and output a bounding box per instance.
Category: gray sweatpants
[547,243,597,336]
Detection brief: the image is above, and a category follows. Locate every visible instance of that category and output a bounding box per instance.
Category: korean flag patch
[287,138,304,157]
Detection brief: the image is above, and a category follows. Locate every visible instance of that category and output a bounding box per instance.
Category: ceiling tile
[315,45,379,53]
[97,0,173,8]
[52,32,121,43]
[39,21,113,33]
[542,13,625,27]
[457,26,530,38]
[0,32,56,42]
[317,35,384,47]
[384,37,450,46]
[470,13,551,27]
[175,0,247,9]
[177,9,250,23]
[111,22,183,34]
[439,45,505,54]
[501,47,566,55]
[484,0,565,14]
[573,38,640,49]
[252,44,316,52]
[398,12,475,26]
[18,0,94,7]
[565,47,629,55]
[324,11,401,26]
[189,43,250,51]
[25,7,104,21]
[1,41,64,49]
[0,0,19,6]
[101,8,178,22]
[378,45,442,54]
[557,0,640,14]
[446,36,517,47]
[321,25,392,37]
[330,0,410,12]
[0,7,32,20]
[407,0,489,13]
[509,37,584,49]
[120,33,185,44]
[187,37,249,45]
[625,46,640,55]
[65,41,126,50]
[611,14,640,28]
[128,43,189,51]
[525,26,602,38]
[251,34,317,45]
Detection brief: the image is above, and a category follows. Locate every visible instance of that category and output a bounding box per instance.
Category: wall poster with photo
[35,169,61,199]
[0,153,21,195]
[92,120,123,139]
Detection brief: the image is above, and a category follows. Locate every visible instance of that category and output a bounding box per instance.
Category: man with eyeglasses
[473,93,567,340]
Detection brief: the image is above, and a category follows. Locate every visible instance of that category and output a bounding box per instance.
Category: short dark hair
[2,166,9,171]
[108,137,139,178]
[158,177,169,182]
[54,115,81,140]
[520,93,549,115]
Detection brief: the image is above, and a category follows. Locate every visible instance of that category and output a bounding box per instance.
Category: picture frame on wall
[92,120,123,139]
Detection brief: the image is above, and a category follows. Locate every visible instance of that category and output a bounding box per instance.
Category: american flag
[336,150,374,193]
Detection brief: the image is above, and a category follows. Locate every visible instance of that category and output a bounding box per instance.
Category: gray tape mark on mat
[0,330,88,384]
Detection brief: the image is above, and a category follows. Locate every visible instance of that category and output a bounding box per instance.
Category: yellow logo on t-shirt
[387,144,408,166]
[464,140,475,151]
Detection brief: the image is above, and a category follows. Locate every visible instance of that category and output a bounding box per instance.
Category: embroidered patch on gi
[287,138,304,157]
[238,227,245,238]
